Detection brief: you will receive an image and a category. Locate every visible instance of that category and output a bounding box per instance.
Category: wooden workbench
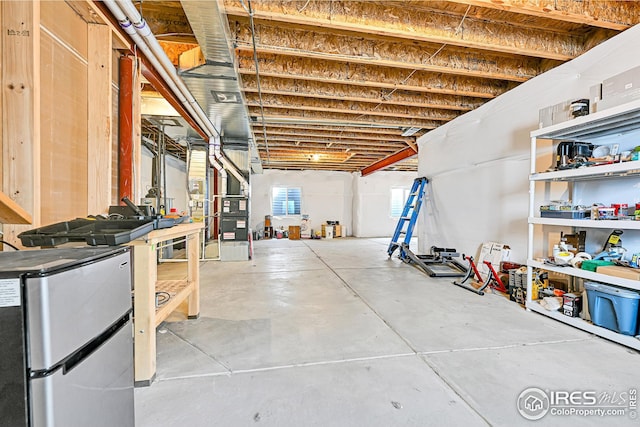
[128,222,203,386]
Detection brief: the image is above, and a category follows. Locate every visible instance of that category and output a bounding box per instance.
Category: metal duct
[180,0,262,175]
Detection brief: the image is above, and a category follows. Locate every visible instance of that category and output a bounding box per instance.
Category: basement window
[272,187,301,216]
[390,187,410,218]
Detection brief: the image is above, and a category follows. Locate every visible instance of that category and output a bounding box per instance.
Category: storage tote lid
[584,281,640,299]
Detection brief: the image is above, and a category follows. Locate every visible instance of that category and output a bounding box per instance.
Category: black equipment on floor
[387,177,466,278]
[400,244,467,278]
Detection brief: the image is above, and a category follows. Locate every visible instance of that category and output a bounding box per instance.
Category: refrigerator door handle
[30,310,132,379]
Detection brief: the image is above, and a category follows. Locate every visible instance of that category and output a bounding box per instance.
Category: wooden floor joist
[235,45,531,83]
[225,3,583,60]
[230,21,544,81]
[241,78,479,112]
[236,54,516,99]
[251,123,421,139]
[445,0,637,31]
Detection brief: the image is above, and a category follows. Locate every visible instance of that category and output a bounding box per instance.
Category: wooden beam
[87,23,112,214]
[252,112,439,130]
[237,53,513,99]
[67,0,129,47]
[0,191,32,224]
[158,40,200,66]
[225,3,580,60]
[2,1,40,242]
[252,123,418,138]
[256,138,405,151]
[252,127,415,142]
[248,104,450,124]
[361,147,418,176]
[234,44,530,83]
[445,0,634,31]
[230,21,542,81]
[242,82,481,112]
[245,95,459,121]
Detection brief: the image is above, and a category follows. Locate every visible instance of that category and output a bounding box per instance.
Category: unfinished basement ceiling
[136,0,640,173]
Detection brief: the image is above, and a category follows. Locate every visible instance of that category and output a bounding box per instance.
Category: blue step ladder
[387,177,428,259]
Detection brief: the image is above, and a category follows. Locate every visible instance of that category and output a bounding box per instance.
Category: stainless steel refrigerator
[0,246,135,427]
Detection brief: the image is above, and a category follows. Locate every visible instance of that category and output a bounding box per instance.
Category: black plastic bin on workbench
[18,218,155,247]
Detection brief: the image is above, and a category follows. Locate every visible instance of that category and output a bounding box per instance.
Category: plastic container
[18,218,154,247]
[584,281,640,335]
[540,210,589,219]
[580,259,614,272]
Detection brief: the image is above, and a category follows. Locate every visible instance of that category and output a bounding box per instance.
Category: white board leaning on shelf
[477,242,511,280]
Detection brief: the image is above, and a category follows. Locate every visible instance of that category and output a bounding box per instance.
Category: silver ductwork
[180,0,263,176]
[104,0,251,195]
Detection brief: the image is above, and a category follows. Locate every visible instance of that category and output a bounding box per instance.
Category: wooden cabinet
[288,225,301,240]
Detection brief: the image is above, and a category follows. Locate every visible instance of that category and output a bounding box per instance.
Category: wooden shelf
[0,190,32,224]
[526,301,640,351]
[155,279,195,327]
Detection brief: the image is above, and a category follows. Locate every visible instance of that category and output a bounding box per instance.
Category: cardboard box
[551,101,572,125]
[595,265,640,281]
[288,225,301,240]
[539,105,554,128]
[599,66,640,111]
[539,100,574,128]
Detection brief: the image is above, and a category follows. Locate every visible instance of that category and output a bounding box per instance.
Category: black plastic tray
[18,218,155,247]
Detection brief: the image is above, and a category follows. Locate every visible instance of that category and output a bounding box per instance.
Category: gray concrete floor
[135,238,640,426]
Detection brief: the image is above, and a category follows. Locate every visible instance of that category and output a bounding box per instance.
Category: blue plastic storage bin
[584,282,640,336]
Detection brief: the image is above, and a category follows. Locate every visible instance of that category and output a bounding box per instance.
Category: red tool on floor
[453,255,508,296]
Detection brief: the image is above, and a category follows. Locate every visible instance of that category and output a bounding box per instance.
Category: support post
[1,1,40,244]
[88,23,112,213]
[118,55,134,202]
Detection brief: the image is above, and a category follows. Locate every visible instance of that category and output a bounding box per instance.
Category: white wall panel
[250,169,353,235]
[418,25,640,262]
[353,171,417,237]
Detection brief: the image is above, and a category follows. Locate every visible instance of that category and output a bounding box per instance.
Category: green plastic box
[581,259,615,272]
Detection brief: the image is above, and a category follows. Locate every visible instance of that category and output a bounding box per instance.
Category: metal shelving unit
[527,99,640,351]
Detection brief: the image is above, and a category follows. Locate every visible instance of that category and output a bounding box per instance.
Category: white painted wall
[250,169,353,235]
[353,171,417,237]
[417,25,640,263]
[141,146,188,213]
[250,169,416,237]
